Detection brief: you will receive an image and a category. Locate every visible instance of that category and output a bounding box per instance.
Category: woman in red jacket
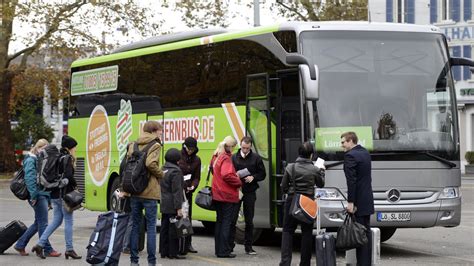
[211,136,242,258]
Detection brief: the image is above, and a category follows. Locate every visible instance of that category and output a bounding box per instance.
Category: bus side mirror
[300,64,319,101]
[286,53,320,101]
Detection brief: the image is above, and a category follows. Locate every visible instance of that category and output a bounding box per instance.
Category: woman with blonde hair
[32,135,81,259]
[211,136,242,258]
[14,139,61,258]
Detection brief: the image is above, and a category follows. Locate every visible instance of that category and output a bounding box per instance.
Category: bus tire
[380,227,397,242]
[201,221,215,233]
[108,176,121,211]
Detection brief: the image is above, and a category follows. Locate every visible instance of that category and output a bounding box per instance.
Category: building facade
[370,0,474,172]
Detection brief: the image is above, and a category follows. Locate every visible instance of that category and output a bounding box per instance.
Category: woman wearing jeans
[14,139,60,258]
[31,136,81,259]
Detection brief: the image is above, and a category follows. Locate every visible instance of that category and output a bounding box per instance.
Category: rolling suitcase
[0,220,27,254]
[315,197,337,266]
[345,227,381,265]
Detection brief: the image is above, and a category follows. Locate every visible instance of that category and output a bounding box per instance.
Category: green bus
[70,22,467,243]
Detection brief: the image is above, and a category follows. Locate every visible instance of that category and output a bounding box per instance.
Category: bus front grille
[74,158,85,202]
[373,190,439,204]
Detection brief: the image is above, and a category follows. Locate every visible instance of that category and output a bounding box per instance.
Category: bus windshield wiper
[323,151,456,169]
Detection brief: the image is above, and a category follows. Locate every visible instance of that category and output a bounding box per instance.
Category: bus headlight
[315,188,344,200]
[438,187,460,199]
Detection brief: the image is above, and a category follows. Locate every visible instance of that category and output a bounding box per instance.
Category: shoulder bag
[289,163,317,224]
[194,166,215,211]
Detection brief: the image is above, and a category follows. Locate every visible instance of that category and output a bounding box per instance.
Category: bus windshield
[301,31,458,160]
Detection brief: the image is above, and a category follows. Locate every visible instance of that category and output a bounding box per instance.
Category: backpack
[10,168,29,200]
[121,141,157,195]
[36,144,62,190]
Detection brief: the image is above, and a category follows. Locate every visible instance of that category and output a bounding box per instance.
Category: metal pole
[254,0,260,27]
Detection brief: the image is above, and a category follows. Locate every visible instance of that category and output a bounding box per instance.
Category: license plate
[377,212,411,222]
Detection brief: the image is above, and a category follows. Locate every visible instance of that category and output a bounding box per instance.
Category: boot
[13,246,29,256]
[31,245,45,259]
[65,250,82,259]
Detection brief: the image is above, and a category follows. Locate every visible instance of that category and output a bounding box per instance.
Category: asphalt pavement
[0,177,473,265]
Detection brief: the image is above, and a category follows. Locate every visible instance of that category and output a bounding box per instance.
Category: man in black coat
[231,136,266,255]
[341,131,374,266]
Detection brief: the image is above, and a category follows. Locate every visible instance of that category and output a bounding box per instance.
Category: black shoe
[245,248,257,255]
[187,245,198,253]
[168,255,186,259]
[217,253,236,258]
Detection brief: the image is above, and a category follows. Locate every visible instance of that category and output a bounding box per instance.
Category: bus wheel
[380,228,397,242]
[108,177,120,211]
[201,221,215,233]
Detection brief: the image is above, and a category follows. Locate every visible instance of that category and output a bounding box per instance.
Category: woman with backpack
[14,139,60,257]
[31,135,81,259]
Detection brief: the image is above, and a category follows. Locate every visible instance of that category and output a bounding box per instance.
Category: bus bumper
[318,197,461,228]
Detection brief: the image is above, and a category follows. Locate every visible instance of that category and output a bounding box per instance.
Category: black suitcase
[86,212,129,265]
[178,236,187,255]
[315,197,336,266]
[0,220,27,254]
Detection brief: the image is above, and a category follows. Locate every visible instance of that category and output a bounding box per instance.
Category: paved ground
[0,177,473,265]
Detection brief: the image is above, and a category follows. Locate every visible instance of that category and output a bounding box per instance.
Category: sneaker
[246,249,257,255]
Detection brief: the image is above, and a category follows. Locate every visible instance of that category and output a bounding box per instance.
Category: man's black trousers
[241,191,256,250]
[355,215,372,266]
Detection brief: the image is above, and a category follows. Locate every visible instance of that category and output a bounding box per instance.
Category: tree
[12,104,54,151]
[0,1,162,171]
[274,0,368,21]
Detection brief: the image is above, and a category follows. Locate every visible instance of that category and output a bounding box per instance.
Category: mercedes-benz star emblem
[387,189,401,202]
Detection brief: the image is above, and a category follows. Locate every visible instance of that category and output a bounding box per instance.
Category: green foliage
[12,105,53,151]
[465,151,474,165]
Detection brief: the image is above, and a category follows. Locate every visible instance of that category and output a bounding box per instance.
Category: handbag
[194,167,215,210]
[63,189,83,212]
[174,217,194,238]
[289,164,317,224]
[10,168,29,200]
[335,213,369,250]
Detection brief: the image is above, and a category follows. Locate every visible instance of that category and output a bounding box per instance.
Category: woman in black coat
[159,148,186,259]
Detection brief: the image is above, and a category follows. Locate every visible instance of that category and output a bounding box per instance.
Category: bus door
[245,74,273,229]
[274,69,301,226]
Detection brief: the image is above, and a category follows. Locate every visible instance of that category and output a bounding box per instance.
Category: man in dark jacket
[231,136,266,255]
[341,131,374,266]
[160,148,186,260]
[177,137,201,254]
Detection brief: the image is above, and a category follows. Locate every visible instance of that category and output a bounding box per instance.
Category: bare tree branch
[276,0,308,21]
[7,0,87,65]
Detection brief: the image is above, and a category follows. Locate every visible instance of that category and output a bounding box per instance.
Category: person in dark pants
[231,136,266,255]
[279,142,325,266]
[160,148,186,260]
[177,136,201,254]
[211,136,242,258]
[341,131,374,266]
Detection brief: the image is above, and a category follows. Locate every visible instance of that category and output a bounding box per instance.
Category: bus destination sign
[71,65,119,96]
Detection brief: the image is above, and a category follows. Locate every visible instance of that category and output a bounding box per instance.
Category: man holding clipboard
[231,136,266,255]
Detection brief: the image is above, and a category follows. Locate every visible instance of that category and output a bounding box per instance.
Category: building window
[438,0,461,22]
[386,0,415,23]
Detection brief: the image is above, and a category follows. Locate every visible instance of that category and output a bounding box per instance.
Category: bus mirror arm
[286,53,316,80]
[450,57,474,67]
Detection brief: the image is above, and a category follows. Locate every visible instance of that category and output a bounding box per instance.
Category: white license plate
[377,212,411,222]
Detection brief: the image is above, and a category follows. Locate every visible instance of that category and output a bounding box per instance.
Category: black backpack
[121,141,156,195]
[36,144,62,190]
[10,168,29,200]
